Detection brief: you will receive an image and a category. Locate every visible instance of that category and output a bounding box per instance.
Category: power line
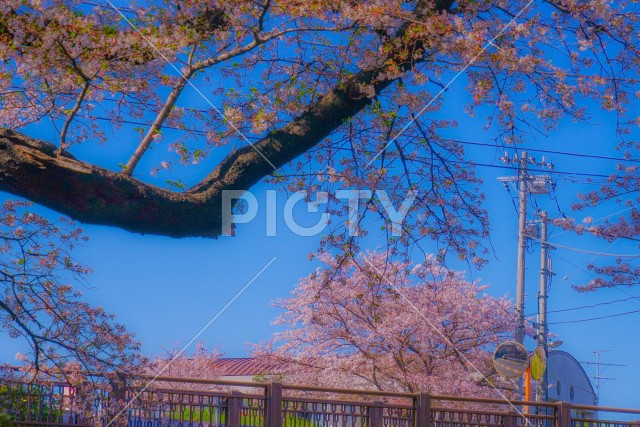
[4,86,631,179]
[456,159,611,179]
[550,206,636,239]
[448,138,640,164]
[527,235,640,258]
[525,295,640,317]
[6,86,630,174]
[548,308,640,324]
[82,115,212,136]
[92,105,640,165]
[550,296,640,313]
[75,113,619,179]
[551,250,640,301]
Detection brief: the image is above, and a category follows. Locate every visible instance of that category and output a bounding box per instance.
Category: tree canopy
[255,251,517,396]
[0,0,639,280]
[0,201,140,375]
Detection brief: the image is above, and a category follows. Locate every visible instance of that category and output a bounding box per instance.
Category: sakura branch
[365,0,536,168]
[0,200,141,376]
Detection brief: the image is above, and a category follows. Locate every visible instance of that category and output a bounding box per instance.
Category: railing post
[370,401,383,427]
[503,412,518,427]
[415,393,430,427]
[228,390,243,427]
[556,402,572,427]
[109,374,126,402]
[266,382,283,427]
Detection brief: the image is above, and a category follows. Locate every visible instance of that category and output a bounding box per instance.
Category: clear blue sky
[1,23,639,411]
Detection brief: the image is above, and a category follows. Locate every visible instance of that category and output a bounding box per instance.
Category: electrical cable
[548,206,637,241]
[526,235,640,258]
[6,88,634,175]
[549,186,568,219]
[447,138,640,164]
[548,309,640,324]
[525,295,640,317]
[81,115,212,136]
[551,251,638,300]
[71,114,620,179]
[504,184,519,216]
[449,159,611,178]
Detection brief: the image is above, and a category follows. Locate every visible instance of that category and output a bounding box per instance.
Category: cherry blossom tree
[254,251,517,397]
[552,170,640,291]
[0,200,141,376]
[149,343,223,379]
[0,0,638,269]
[147,343,225,390]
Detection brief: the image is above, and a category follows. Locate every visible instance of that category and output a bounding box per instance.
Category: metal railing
[0,374,638,427]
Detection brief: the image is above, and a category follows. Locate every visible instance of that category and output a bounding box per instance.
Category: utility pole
[537,211,549,403]
[499,152,553,399]
[537,212,548,401]
[515,152,528,347]
[498,152,531,347]
[499,153,554,346]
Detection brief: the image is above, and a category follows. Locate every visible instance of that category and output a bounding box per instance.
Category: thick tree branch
[0,71,391,237]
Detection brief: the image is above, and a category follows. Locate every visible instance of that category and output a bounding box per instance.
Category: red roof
[215,358,279,376]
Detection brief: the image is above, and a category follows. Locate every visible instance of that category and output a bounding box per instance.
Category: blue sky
[1,4,639,411]
[3,84,638,408]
